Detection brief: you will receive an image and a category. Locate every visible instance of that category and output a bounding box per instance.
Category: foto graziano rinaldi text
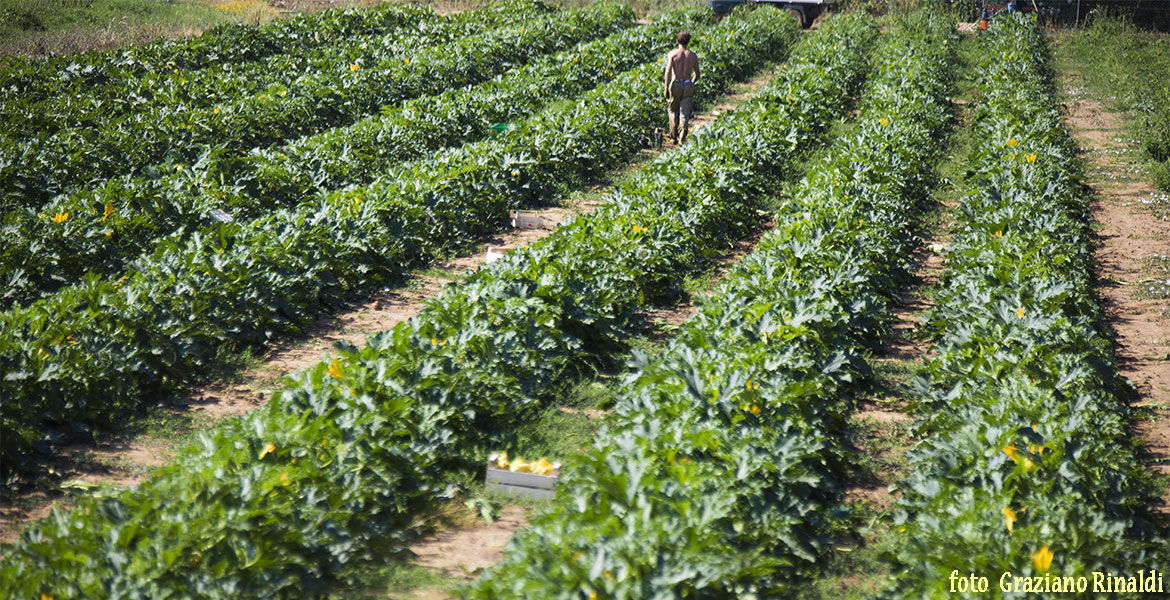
[949,569,1164,594]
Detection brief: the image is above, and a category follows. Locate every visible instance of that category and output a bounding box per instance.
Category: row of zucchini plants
[463,11,956,597]
[0,0,550,150]
[0,11,866,598]
[0,8,798,474]
[877,14,1165,598]
[0,0,450,107]
[0,0,614,209]
[1070,17,1170,190]
[0,7,704,310]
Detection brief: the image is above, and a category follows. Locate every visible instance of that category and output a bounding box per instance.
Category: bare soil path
[0,71,779,544]
[1060,73,1170,514]
[845,236,943,514]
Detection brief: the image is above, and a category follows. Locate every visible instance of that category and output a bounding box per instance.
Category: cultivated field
[2,1,1169,598]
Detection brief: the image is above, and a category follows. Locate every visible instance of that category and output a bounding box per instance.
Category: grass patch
[1135,253,1170,301]
[682,268,723,296]
[122,404,219,450]
[500,357,629,462]
[796,416,915,600]
[506,405,603,461]
[868,356,920,402]
[0,0,277,56]
[199,344,263,385]
[336,561,453,600]
[851,417,915,488]
[794,517,898,600]
[415,265,465,282]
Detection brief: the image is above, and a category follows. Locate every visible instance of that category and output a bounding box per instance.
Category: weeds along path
[1056,48,1170,514]
[0,52,792,544]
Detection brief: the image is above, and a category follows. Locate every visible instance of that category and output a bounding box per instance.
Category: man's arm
[692,53,701,84]
[663,51,673,89]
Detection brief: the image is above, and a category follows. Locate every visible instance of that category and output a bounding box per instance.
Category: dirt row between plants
[1060,75,1170,515]
[0,71,779,544]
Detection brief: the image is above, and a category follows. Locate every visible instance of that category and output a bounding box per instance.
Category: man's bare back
[663,47,700,90]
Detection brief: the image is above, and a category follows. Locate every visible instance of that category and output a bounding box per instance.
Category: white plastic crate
[485,455,560,499]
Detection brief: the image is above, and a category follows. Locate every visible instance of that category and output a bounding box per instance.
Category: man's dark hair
[676,31,691,47]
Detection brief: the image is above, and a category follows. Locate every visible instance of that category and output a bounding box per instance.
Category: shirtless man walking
[663,30,700,145]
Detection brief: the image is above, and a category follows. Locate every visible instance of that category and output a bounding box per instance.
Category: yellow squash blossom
[327,361,343,378]
[260,442,276,459]
[1017,307,1026,319]
[1025,153,1037,163]
[350,63,360,71]
[1032,545,1054,572]
[1007,138,1018,147]
[1005,442,1038,472]
[1003,506,1018,534]
[51,211,69,223]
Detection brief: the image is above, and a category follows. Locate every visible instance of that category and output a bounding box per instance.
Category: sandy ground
[1062,79,1170,514]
